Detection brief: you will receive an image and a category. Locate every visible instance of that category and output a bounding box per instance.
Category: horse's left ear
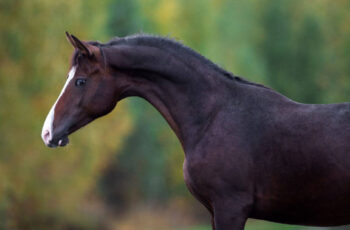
[66,32,93,57]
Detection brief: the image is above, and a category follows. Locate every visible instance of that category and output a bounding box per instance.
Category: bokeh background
[1,0,350,229]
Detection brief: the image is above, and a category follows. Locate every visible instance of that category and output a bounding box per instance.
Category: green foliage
[0,0,131,229]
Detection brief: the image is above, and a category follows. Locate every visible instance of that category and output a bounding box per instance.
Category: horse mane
[90,34,270,90]
[233,76,271,90]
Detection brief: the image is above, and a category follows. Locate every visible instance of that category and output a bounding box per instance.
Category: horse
[41,32,350,230]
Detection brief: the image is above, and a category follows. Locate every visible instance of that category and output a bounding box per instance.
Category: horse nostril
[42,130,51,143]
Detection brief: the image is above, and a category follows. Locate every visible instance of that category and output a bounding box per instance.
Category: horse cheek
[89,88,116,118]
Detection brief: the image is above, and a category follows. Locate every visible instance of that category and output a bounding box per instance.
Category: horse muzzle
[42,129,70,148]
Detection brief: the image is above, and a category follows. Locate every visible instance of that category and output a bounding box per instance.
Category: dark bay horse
[42,32,350,230]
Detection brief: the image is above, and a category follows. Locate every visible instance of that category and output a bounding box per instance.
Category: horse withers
[42,32,350,230]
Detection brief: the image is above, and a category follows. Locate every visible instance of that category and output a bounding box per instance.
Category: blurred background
[1,0,350,229]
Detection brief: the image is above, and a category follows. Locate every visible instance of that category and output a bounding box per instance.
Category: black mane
[91,34,269,89]
[105,34,233,78]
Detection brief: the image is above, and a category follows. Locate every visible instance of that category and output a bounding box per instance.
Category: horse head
[41,33,118,147]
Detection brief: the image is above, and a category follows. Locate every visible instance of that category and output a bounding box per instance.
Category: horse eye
[75,78,87,87]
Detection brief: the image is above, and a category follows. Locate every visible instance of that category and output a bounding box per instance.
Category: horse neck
[103,44,228,150]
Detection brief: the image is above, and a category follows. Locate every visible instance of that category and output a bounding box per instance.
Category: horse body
[42,33,350,229]
[250,101,350,226]
[182,79,350,227]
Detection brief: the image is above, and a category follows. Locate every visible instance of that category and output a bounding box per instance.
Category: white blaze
[41,66,76,144]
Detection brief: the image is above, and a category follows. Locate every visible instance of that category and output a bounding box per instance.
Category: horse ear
[65,31,76,48]
[67,33,93,57]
